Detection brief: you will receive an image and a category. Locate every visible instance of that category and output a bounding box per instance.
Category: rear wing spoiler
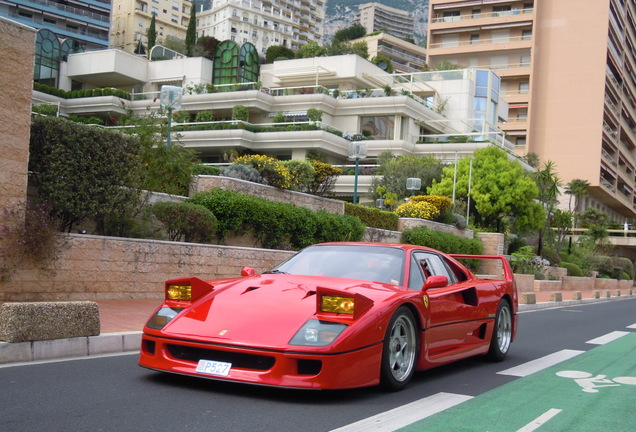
[450,254,514,282]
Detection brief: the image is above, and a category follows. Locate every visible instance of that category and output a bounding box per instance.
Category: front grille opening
[143,339,156,355]
[166,344,275,371]
[297,359,322,375]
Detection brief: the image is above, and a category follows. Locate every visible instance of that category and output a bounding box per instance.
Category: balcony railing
[429,35,532,50]
[431,7,534,24]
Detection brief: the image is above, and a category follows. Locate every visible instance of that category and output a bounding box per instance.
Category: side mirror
[241,267,255,277]
[422,275,448,290]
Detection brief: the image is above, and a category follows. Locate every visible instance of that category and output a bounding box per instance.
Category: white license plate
[195,359,232,377]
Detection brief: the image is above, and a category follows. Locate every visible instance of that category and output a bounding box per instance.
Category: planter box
[534,279,562,292]
[562,276,595,291]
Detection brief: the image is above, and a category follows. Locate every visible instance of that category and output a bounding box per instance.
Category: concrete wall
[0,18,35,223]
[0,234,294,301]
[190,175,345,215]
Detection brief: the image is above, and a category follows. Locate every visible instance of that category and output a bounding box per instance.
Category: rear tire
[487,299,512,361]
[380,307,418,391]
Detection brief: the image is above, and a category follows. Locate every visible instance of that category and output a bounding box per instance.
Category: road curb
[0,331,142,365]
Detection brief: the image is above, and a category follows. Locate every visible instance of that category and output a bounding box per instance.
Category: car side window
[409,251,457,289]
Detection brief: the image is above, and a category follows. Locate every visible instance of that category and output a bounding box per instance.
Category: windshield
[269,245,405,285]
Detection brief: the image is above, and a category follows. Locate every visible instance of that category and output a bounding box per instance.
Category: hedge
[344,202,398,231]
[189,188,365,250]
[401,226,483,270]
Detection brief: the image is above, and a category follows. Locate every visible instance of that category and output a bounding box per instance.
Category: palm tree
[565,179,590,213]
[533,161,562,256]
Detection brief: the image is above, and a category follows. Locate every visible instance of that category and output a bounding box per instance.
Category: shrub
[192,164,220,176]
[189,189,364,249]
[401,226,483,270]
[395,200,440,220]
[558,262,583,277]
[148,201,217,243]
[307,108,323,122]
[220,164,264,184]
[232,105,249,122]
[0,200,62,280]
[195,110,214,122]
[402,226,483,255]
[344,202,398,231]
[173,110,191,123]
[233,154,291,189]
[271,112,287,123]
[281,159,315,191]
[305,160,342,196]
[410,195,452,217]
[32,104,58,116]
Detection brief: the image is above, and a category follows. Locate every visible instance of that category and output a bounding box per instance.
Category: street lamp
[406,177,421,196]
[348,141,367,204]
[159,85,183,148]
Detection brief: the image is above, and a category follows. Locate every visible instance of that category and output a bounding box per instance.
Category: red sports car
[139,242,518,390]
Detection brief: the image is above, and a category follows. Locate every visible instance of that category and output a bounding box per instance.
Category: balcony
[431,7,534,25]
[428,35,533,56]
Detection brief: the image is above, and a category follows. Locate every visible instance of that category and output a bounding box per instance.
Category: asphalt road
[1,297,635,432]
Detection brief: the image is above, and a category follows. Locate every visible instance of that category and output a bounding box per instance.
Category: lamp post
[348,141,367,204]
[159,85,183,148]
[406,177,421,196]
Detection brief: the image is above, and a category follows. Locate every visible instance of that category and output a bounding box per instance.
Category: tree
[296,41,326,58]
[428,146,544,233]
[371,152,444,201]
[195,36,221,60]
[565,178,590,213]
[185,5,197,56]
[372,55,394,73]
[265,45,295,63]
[324,40,368,58]
[533,160,562,255]
[162,35,186,55]
[333,22,367,43]
[147,14,157,56]
[552,209,573,253]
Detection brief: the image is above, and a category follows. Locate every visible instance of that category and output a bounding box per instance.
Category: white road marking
[328,392,473,432]
[586,331,630,345]
[516,408,562,432]
[627,323,636,329]
[497,350,584,377]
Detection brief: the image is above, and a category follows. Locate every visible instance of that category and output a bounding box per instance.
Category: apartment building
[353,32,426,73]
[356,2,414,42]
[197,0,325,55]
[0,0,110,50]
[110,0,192,54]
[427,0,636,219]
[31,49,516,198]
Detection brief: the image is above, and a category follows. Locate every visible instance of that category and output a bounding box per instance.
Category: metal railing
[431,7,534,24]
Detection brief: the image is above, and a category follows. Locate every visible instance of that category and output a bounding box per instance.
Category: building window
[472,8,481,18]
[517,109,528,120]
[516,137,526,146]
[360,116,395,140]
[519,82,529,94]
[492,5,512,17]
[520,55,531,67]
[522,29,532,40]
[172,1,179,11]
[151,7,158,15]
[470,34,480,44]
[443,10,460,22]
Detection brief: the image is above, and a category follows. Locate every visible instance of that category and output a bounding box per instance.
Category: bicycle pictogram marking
[556,370,636,393]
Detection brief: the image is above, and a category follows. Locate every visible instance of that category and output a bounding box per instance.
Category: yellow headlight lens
[321,296,355,314]
[167,284,192,301]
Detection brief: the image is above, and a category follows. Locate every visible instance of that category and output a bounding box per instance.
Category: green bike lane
[400,332,636,432]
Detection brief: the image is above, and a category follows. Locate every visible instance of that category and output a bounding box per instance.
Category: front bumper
[139,333,383,389]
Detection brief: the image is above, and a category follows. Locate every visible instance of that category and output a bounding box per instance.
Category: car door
[410,251,489,364]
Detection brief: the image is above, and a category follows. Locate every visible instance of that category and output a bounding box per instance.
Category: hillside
[324,0,429,44]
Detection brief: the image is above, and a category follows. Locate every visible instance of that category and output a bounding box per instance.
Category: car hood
[160,274,400,348]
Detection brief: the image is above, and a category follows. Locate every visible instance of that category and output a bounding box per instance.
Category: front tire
[487,299,512,361]
[380,306,418,391]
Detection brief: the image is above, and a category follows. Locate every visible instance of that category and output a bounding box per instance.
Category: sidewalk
[0,291,633,365]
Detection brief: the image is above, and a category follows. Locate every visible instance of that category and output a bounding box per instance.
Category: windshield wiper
[263,269,288,274]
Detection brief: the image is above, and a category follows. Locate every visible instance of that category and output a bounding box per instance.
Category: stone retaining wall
[190,175,345,215]
[397,218,474,239]
[0,234,295,301]
[562,276,596,291]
